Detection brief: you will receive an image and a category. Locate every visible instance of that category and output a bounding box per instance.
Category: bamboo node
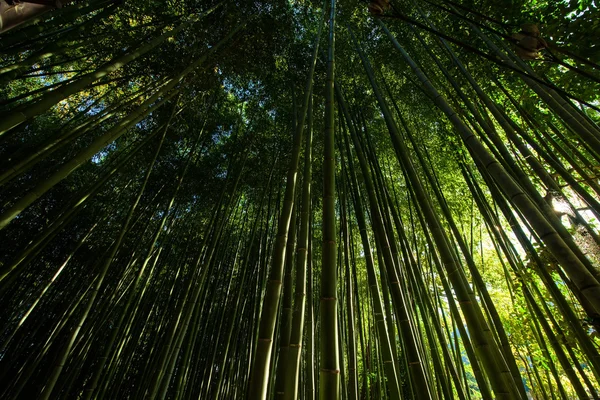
[320,368,341,374]
[321,297,337,301]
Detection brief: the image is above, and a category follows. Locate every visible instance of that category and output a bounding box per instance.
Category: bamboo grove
[0,0,599,398]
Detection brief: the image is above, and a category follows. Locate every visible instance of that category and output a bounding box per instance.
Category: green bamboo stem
[214,173,275,398]
[381,164,470,400]
[0,82,164,186]
[460,160,600,383]
[80,102,178,399]
[305,216,315,400]
[352,22,520,398]
[0,88,178,230]
[0,4,117,83]
[469,26,600,160]
[524,285,591,399]
[247,14,323,399]
[283,91,313,400]
[0,18,245,230]
[0,123,165,284]
[275,201,298,398]
[340,177,359,400]
[378,20,600,317]
[339,90,402,400]
[320,0,340,397]
[274,200,298,398]
[395,106,527,399]
[338,82,431,399]
[0,1,225,136]
[154,152,247,399]
[37,101,172,397]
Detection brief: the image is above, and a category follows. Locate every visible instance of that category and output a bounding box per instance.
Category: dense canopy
[0,0,599,399]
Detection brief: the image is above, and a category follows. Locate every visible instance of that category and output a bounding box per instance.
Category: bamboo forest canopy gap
[0,0,599,399]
